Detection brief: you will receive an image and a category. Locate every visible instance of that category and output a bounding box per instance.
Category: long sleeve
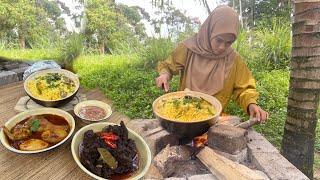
[233,56,259,114]
[157,43,188,78]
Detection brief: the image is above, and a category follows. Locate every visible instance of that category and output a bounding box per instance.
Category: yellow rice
[157,97,216,122]
[27,74,76,101]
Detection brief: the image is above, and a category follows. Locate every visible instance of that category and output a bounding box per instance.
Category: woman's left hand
[248,104,268,123]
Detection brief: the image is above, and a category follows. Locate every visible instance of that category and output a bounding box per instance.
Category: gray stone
[172,160,210,177]
[127,119,178,155]
[254,170,270,180]
[4,62,19,70]
[188,174,218,180]
[247,130,309,180]
[214,147,248,164]
[216,115,241,126]
[0,71,18,86]
[11,66,28,81]
[153,145,192,177]
[208,125,247,154]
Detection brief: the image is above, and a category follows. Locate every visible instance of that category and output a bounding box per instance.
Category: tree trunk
[203,0,211,15]
[239,0,243,27]
[281,1,320,179]
[19,34,26,49]
[99,41,105,54]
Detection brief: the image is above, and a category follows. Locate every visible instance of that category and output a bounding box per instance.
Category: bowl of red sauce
[74,100,112,124]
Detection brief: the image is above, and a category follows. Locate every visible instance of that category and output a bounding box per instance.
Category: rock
[214,147,248,164]
[208,125,247,154]
[188,174,218,180]
[11,66,28,81]
[0,71,18,86]
[217,115,241,126]
[153,145,192,177]
[3,62,19,70]
[143,164,163,180]
[172,160,210,177]
[127,119,179,155]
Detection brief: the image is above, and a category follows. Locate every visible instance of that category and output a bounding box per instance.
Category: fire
[193,133,208,148]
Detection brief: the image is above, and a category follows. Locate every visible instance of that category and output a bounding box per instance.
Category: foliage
[57,33,84,69]
[0,0,67,49]
[254,18,291,70]
[139,38,174,69]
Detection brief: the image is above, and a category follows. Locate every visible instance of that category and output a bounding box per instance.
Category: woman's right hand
[156,73,170,92]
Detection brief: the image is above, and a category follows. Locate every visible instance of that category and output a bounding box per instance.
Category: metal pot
[152,90,222,140]
[24,69,80,107]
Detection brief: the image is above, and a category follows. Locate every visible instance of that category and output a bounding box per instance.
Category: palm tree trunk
[281,1,320,179]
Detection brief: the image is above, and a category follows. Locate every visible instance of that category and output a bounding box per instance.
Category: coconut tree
[281,1,320,178]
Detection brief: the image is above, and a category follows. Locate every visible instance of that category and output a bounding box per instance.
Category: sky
[60,0,219,36]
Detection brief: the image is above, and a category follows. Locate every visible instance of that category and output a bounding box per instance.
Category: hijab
[183,5,239,95]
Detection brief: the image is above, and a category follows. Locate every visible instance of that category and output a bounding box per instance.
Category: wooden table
[0,82,130,179]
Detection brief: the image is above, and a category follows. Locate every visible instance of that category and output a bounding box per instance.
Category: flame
[193,133,208,148]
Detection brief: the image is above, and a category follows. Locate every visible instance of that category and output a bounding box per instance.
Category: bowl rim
[152,90,222,123]
[23,69,80,102]
[73,100,113,122]
[71,122,152,180]
[0,108,75,154]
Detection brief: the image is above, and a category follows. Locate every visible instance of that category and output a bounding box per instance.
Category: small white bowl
[71,122,152,180]
[74,100,112,124]
[0,108,75,154]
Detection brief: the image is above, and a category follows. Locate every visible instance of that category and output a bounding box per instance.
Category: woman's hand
[156,73,170,92]
[248,104,268,123]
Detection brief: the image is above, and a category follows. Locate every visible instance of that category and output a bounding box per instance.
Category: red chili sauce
[79,106,107,121]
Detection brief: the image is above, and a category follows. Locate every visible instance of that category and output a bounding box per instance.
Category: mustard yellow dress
[157,44,259,114]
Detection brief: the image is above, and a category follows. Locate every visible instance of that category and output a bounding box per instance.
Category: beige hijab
[182,5,239,95]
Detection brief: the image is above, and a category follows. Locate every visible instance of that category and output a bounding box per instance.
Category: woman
[155,5,268,122]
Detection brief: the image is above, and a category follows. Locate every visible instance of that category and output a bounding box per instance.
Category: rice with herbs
[27,73,76,100]
[156,96,216,122]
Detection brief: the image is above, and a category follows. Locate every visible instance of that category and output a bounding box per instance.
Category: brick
[247,130,308,180]
[216,115,241,126]
[250,152,308,180]
[208,125,247,154]
[187,174,218,180]
[0,71,18,86]
[246,130,278,154]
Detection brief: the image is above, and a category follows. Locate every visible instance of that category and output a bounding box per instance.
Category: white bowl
[74,100,112,124]
[0,108,75,154]
[71,122,152,180]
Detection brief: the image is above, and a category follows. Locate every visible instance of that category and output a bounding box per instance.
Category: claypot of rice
[24,69,80,107]
[152,90,222,140]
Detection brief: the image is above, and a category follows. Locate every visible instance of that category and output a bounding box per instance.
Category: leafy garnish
[30,119,40,132]
[97,148,118,170]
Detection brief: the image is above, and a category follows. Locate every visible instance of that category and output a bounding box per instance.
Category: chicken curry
[3,114,70,151]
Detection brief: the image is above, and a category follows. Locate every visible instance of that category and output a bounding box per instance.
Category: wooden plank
[197,147,266,180]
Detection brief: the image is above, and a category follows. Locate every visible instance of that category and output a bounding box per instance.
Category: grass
[0,49,60,61]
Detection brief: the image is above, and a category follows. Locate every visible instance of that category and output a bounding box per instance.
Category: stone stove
[126,117,309,180]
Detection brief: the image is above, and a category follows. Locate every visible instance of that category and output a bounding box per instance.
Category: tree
[0,0,68,48]
[281,1,320,178]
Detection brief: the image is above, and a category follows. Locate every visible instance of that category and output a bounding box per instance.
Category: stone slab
[214,147,248,164]
[247,130,309,180]
[3,62,19,70]
[0,71,18,86]
[11,66,28,81]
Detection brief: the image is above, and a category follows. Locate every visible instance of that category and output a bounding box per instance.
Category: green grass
[0,49,59,61]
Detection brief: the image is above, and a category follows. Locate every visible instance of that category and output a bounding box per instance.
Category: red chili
[105,139,117,149]
[101,135,119,141]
